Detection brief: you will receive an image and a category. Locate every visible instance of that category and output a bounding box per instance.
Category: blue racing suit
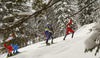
[46,24,54,43]
[11,40,19,54]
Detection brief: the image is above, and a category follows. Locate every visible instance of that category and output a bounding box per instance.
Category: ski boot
[71,34,73,38]
[46,41,50,45]
[16,50,20,54]
[51,41,53,44]
[63,38,65,40]
[10,53,12,56]
[7,53,12,57]
[12,52,16,55]
[46,43,50,46]
[7,54,10,57]
[72,33,74,38]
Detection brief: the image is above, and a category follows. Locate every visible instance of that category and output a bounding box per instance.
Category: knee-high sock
[46,34,50,43]
[64,35,67,39]
[72,33,74,38]
[51,35,54,42]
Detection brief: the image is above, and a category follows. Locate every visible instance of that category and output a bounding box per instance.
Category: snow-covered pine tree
[84,19,100,55]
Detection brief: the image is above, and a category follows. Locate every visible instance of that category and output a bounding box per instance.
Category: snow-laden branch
[93,7,100,11]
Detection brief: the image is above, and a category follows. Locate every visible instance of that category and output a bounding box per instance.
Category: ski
[6,51,27,58]
[39,42,57,48]
[41,42,57,45]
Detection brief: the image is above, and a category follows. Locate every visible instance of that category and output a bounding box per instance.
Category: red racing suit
[66,19,74,35]
[4,43,13,53]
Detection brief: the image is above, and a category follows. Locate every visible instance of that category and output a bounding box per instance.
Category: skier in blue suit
[11,43,19,54]
[46,22,54,45]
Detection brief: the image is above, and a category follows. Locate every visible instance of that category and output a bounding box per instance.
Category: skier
[46,22,54,45]
[11,34,19,54]
[4,37,13,57]
[63,19,74,40]
[4,43,13,57]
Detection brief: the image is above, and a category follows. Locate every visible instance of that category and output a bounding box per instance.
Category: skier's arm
[39,32,45,36]
[41,32,45,34]
[45,28,49,31]
[4,44,6,47]
[66,21,72,26]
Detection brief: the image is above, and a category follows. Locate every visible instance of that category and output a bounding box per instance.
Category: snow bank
[84,20,100,50]
[84,30,99,49]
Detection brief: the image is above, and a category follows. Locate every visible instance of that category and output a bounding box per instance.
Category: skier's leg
[7,46,13,57]
[11,44,16,54]
[63,30,69,40]
[69,28,74,38]
[13,44,19,54]
[46,34,50,44]
[8,46,13,53]
[63,35,67,40]
[72,33,74,38]
[13,48,16,54]
[15,45,19,53]
[51,34,54,44]
[11,44,15,54]
[45,34,47,38]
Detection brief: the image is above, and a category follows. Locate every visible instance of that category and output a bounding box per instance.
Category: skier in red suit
[63,19,74,40]
[4,43,13,57]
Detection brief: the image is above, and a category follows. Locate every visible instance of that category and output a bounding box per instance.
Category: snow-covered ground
[0,23,100,58]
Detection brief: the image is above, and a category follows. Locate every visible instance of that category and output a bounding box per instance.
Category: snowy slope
[0,23,100,58]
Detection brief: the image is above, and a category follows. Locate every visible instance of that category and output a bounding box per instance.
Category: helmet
[70,19,72,21]
[9,34,12,36]
[46,22,50,25]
